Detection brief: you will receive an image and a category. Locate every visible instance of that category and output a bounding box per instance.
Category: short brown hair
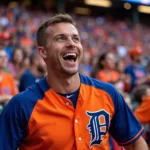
[132,85,148,104]
[36,14,75,46]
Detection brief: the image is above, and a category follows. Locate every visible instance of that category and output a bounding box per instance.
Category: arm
[108,86,145,147]
[124,137,148,150]
[0,95,27,149]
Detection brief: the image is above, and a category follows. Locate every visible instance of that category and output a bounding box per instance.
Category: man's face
[133,54,143,63]
[142,87,150,101]
[43,23,83,76]
[103,53,116,69]
[0,51,8,69]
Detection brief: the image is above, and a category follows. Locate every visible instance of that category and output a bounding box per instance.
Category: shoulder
[80,74,119,99]
[11,78,50,107]
[2,71,14,80]
[125,65,134,71]
[112,70,119,75]
[96,70,103,76]
[21,69,32,76]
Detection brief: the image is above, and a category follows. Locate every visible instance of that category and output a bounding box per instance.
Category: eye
[73,36,80,42]
[56,36,65,41]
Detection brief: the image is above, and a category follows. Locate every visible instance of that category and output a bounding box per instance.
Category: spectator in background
[0,13,147,150]
[133,85,150,147]
[125,46,150,90]
[110,80,133,150]
[116,59,131,92]
[79,51,92,76]
[0,48,18,105]
[8,47,27,84]
[5,37,19,61]
[112,80,133,110]
[122,92,133,110]
[146,61,150,76]
[95,52,120,83]
[19,52,46,92]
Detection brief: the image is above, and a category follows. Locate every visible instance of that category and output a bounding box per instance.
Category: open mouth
[63,52,77,62]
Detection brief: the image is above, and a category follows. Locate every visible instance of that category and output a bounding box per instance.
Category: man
[19,52,46,92]
[0,48,18,105]
[125,46,150,90]
[133,85,150,147]
[0,14,148,150]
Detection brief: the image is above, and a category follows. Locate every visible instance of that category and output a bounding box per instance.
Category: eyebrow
[54,33,79,37]
[53,33,79,39]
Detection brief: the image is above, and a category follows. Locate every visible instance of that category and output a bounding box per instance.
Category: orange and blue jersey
[0,74,143,150]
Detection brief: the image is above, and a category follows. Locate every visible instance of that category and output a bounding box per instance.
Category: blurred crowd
[0,3,150,150]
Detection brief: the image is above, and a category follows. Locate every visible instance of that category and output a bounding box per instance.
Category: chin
[63,68,78,76]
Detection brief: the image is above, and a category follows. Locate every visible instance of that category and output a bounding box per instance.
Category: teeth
[63,53,76,58]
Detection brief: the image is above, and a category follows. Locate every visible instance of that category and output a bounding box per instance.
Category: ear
[37,46,47,59]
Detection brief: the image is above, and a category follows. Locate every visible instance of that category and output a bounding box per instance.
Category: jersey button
[78,137,82,141]
[66,102,69,106]
[75,119,78,123]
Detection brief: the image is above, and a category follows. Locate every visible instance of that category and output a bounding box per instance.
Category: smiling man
[0,14,148,150]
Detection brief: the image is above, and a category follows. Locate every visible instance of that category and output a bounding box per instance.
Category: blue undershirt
[58,88,79,108]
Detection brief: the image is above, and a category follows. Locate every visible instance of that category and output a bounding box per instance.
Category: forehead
[106,53,115,59]
[46,23,79,36]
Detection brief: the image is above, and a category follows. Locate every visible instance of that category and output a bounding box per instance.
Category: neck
[132,61,138,67]
[14,63,20,68]
[103,69,112,73]
[47,71,80,94]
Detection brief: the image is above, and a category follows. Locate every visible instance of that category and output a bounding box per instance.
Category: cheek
[16,57,23,61]
[46,50,58,64]
[78,45,83,56]
[47,44,61,56]
[79,44,83,51]
[0,60,7,66]
[105,60,111,66]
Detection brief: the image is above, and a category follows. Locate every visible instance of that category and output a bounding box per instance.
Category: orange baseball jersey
[0,74,143,150]
[0,71,18,95]
[134,96,150,124]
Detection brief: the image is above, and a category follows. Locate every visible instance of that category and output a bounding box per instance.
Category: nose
[65,38,76,48]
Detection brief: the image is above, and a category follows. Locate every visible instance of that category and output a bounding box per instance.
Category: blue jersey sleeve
[109,89,144,146]
[0,95,27,149]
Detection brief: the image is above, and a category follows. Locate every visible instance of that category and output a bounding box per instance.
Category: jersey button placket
[75,119,78,123]
[65,102,70,106]
[74,117,84,149]
[78,137,82,141]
